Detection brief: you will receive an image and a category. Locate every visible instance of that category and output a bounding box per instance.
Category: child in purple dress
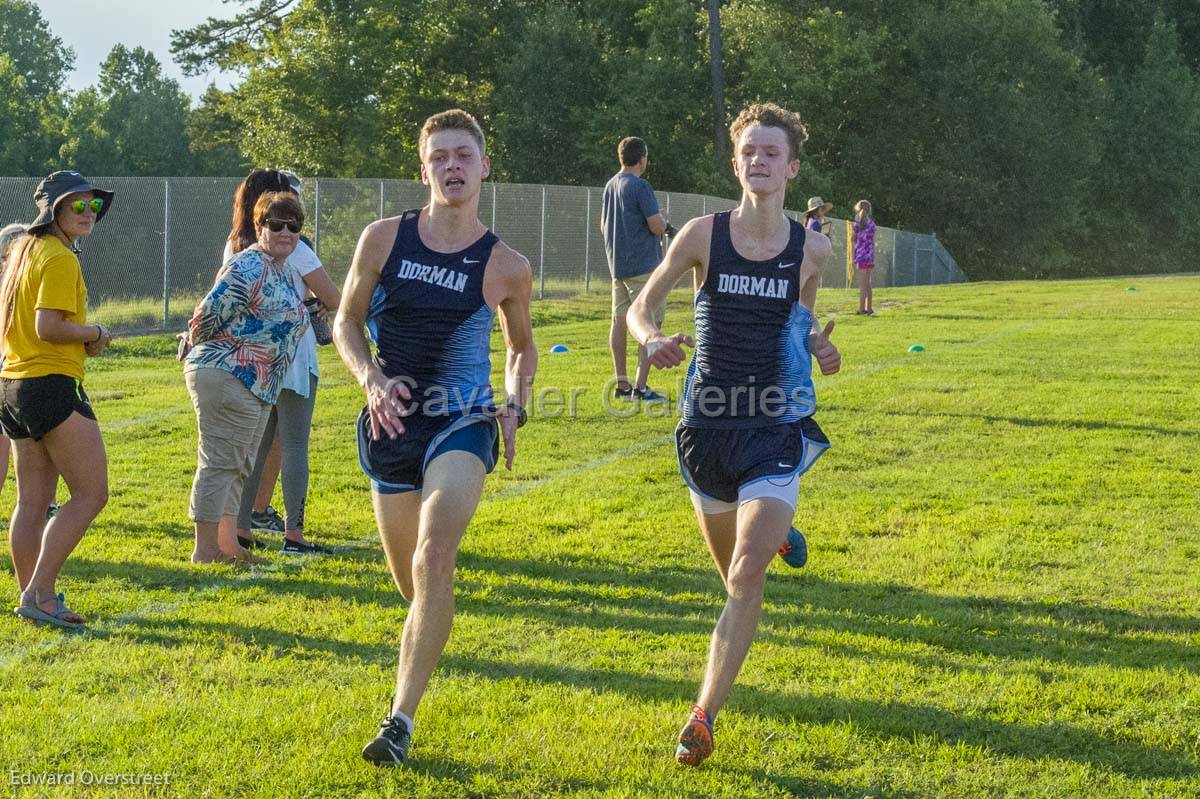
[852,200,876,316]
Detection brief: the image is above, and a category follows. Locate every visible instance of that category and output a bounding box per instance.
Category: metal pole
[702,196,707,215]
[491,184,497,231]
[584,188,591,293]
[538,186,546,300]
[379,180,385,219]
[889,228,897,288]
[912,233,918,287]
[162,179,171,328]
[313,179,321,258]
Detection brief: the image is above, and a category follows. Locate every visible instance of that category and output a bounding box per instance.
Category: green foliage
[0,0,72,98]
[1093,13,1200,273]
[188,86,252,177]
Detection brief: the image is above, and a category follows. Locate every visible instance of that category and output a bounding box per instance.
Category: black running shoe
[236,535,271,551]
[634,387,667,403]
[614,384,635,400]
[362,714,411,766]
[250,506,285,533]
[280,539,330,555]
[46,502,59,520]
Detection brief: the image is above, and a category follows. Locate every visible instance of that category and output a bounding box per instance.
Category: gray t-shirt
[601,172,662,278]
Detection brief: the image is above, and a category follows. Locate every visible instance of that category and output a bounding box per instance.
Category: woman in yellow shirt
[2,171,114,630]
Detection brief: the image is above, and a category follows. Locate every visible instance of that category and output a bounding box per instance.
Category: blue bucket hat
[27,171,114,235]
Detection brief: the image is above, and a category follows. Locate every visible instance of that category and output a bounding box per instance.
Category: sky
[36,0,239,101]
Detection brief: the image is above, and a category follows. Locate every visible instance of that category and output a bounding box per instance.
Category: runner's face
[732,126,799,197]
[56,191,97,239]
[421,130,491,206]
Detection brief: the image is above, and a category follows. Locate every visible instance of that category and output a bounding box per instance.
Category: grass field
[1,275,1197,798]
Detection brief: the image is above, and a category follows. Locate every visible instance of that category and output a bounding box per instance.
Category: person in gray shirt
[601,137,669,402]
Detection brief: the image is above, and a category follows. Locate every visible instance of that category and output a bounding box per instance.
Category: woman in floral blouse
[183,192,308,564]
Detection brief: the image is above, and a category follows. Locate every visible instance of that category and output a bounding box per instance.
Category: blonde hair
[854,200,873,230]
[0,232,40,351]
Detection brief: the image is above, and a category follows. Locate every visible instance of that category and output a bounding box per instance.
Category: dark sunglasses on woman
[264,217,302,233]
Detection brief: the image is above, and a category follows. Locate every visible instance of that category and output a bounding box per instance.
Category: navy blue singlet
[680,211,817,429]
[367,209,498,413]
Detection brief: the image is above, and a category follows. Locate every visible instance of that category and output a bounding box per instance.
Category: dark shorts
[0,374,97,441]
[676,417,830,504]
[357,408,499,494]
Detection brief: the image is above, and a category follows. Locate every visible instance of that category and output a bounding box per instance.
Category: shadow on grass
[436,655,1197,781]
[856,405,1200,439]
[60,548,1198,782]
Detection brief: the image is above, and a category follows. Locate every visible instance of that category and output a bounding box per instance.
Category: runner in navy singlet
[333,109,536,767]
[628,102,841,767]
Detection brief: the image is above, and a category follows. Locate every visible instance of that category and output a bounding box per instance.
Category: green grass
[1,275,1197,798]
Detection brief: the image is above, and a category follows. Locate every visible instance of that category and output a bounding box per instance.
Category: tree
[0,54,45,174]
[188,86,251,177]
[1092,13,1200,271]
[0,0,73,98]
[98,45,193,175]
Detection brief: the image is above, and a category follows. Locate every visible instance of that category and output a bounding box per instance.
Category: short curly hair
[728,102,809,160]
[420,109,486,157]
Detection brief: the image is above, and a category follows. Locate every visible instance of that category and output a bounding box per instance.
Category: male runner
[627,102,841,766]
[333,109,536,766]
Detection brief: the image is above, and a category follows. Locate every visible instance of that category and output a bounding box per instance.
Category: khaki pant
[612,273,665,327]
[185,367,270,523]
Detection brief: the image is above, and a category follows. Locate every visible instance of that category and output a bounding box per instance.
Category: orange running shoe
[674,705,714,766]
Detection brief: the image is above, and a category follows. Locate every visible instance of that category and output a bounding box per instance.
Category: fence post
[313,179,321,258]
[889,228,897,288]
[491,183,497,231]
[162,179,171,328]
[584,188,591,293]
[538,186,546,300]
[379,180,385,219]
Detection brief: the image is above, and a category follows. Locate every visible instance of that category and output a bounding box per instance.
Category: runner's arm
[334,220,412,439]
[627,216,709,367]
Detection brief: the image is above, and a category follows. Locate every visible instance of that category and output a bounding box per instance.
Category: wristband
[91,325,103,344]
[502,401,527,428]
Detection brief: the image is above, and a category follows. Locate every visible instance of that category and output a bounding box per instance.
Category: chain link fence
[0,177,964,332]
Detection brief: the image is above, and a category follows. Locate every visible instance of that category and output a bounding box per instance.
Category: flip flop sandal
[14,591,85,630]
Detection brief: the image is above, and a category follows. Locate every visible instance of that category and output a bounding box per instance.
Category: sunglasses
[68,198,104,214]
[264,217,302,233]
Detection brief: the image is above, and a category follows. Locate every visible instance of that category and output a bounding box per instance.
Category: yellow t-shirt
[0,236,88,380]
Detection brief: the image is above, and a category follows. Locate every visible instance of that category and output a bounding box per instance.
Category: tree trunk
[707,0,727,166]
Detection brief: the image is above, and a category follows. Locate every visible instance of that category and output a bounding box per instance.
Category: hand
[809,320,840,375]
[498,409,520,469]
[364,373,412,440]
[645,332,694,369]
[84,325,111,357]
[314,304,329,322]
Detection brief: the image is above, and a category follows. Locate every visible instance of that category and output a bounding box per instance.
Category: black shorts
[357,408,499,494]
[0,374,97,441]
[676,417,830,504]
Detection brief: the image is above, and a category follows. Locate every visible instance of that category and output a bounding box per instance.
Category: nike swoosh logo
[778,262,795,269]
[463,258,481,264]
[778,462,792,468]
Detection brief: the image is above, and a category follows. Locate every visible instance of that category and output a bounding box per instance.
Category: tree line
[2,0,1198,278]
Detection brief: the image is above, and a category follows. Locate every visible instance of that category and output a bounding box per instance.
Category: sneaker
[614,384,635,400]
[362,714,412,766]
[46,503,59,520]
[280,538,330,555]
[634,387,667,403]
[250,506,285,533]
[236,535,271,551]
[675,705,714,766]
[777,527,808,568]
[866,309,876,317]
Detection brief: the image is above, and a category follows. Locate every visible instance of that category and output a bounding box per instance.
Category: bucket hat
[27,171,114,235]
[805,196,832,214]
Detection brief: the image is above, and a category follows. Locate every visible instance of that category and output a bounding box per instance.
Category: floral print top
[185,248,308,403]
